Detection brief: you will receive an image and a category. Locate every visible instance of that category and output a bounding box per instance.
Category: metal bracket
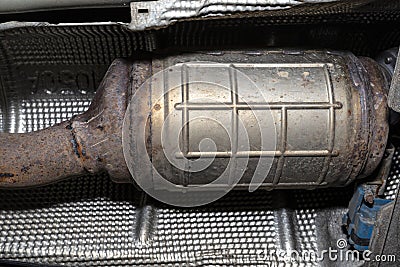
[388,47,400,112]
[368,186,400,266]
[343,185,393,251]
[128,0,373,31]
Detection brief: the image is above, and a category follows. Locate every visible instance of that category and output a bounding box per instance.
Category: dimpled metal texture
[1,3,400,265]
[0,57,398,267]
[0,172,364,267]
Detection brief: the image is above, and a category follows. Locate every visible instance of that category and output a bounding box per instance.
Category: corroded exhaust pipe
[0,50,390,191]
[0,59,132,186]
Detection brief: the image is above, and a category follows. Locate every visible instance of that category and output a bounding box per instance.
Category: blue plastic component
[343,186,392,251]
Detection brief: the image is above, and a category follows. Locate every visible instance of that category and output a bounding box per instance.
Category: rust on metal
[358,57,390,178]
[0,51,392,189]
[0,59,133,187]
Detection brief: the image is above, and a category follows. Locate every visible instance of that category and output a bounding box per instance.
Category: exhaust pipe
[0,50,390,194]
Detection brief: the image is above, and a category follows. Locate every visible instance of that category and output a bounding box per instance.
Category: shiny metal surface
[0,13,399,266]
[129,0,373,30]
[0,173,360,266]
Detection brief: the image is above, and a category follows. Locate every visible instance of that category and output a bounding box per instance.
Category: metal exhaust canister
[0,50,390,195]
[124,50,389,193]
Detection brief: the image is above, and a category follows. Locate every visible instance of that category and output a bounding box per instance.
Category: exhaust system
[0,50,391,195]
